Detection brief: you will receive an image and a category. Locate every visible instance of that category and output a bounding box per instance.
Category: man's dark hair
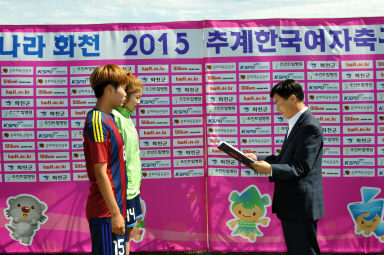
[270,79,304,101]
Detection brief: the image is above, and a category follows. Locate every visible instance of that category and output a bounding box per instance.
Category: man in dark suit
[246,79,324,255]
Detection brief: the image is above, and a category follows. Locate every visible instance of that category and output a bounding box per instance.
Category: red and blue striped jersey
[83,108,127,221]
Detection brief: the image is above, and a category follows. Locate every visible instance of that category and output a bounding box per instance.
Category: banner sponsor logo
[37,87,68,96]
[209,158,237,166]
[343,169,375,177]
[139,107,170,116]
[3,130,34,139]
[343,136,375,145]
[71,97,96,106]
[308,72,339,80]
[342,82,374,90]
[2,88,33,96]
[343,114,375,123]
[324,137,341,145]
[207,84,236,93]
[343,158,375,166]
[343,125,374,134]
[240,105,271,114]
[4,153,35,161]
[206,73,236,82]
[239,83,270,92]
[39,173,70,182]
[173,148,204,157]
[140,139,170,147]
[342,71,373,80]
[207,95,236,104]
[139,129,170,137]
[139,75,169,84]
[207,116,236,124]
[2,77,33,86]
[205,63,236,71]
[308,93,339,102]
[344,147,375,155]
[174,169,204,178]
[315,115,340,124]
[207,126,237,135]
[173,127,203,136]
[322,126,340,134]
[72,151,85,160]
[36,67,67,75]
[307,61,338,69]
[309,104,340,112]
[208,167,238,177]
[140,118,170,126]
[173,138,203,147]
[273,61,304,70]
[138,64,168,73]
[141,149,171,158]
[323,147,341,156]
[37,77,68,86]
[5,174,36,182]
[239,94,269,103]
[172,96,202,104]
[38,131,69,139]
[37,141,70,150]
[343,93,374,102]
[72,162,87,171]
[240,126,271,135]
[38,163,70,171]
[173,106,203,115]
[73,172,88,181]
[242,147,272,155]
[140,97,170,105]
[174,158,204,167]
[70,87,93,96]
[342,60,373,69]
[240,72,270,81]
[70,77,90,85]
[322,169,341,177]
[207,105,237,114]
[172,75,202,83]
[171,64,202,72]
[343,103,374,112]
[142,170,171,179]
[240,115,270,124]
[141,160,171,169]
[38,152,70,161]
[308,82,339,91]
[2,109,34,118]
[4,163,36,172]
[3,142,34,150]
[239,62,269,70]
[273,72,304,81]
[2,99,33,107]
[241,137,272,146]
[2,66,33,75]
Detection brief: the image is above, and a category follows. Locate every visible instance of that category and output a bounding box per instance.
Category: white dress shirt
[286,107,308,138]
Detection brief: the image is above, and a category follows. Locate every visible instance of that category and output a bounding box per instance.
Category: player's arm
[94,162,125,235]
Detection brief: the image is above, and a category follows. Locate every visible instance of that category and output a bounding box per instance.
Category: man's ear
[289,94,297,102]
[105,84,113,95]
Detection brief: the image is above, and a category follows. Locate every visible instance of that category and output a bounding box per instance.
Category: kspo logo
[173,108,191,114]
[344,159,363,166]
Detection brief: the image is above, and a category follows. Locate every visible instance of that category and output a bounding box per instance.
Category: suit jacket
[259,110,324,221]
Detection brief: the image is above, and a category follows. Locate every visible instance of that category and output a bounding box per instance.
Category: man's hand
[244,153,257,161]
[251,161,272,175]
[111,213,126,235]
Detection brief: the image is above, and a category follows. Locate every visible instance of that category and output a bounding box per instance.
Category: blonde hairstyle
[90,64,129,98]
[125,70,144,96]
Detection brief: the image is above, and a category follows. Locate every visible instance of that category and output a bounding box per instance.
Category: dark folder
[217,141,255,169]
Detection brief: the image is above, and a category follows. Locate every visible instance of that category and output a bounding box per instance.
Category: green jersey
[112,107,141,200]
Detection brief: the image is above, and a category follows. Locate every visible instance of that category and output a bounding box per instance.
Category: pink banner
[0,18,384,253]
